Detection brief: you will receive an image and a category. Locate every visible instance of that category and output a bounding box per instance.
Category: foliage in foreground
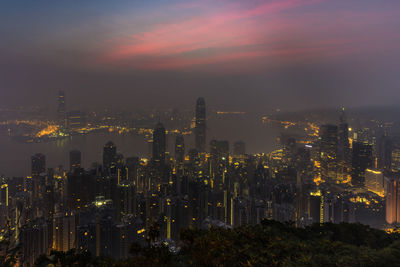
[33,220,400,266]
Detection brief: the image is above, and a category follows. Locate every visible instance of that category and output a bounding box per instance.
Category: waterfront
[0,115,282,177]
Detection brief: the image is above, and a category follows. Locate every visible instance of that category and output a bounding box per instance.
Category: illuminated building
[337,108,351,180]
[0,183,8,206]
[385,174,400,224]
[76,199,145,259]
[295,146,313,184]
[67,171,96,210]
[126,157,139,184]
[20,218,51,266]
[210,140,229,185]
[337,108,350,161]
[376,135,395,171]
[66,110,87,130]
[31,153,46,176]
[233,141,246,155]
[69,150,81,171]
[195,97,206,153]
[319,124,338,182]
[351,141,373,187]
[103,141,117,177]
[152,122,166,168]
[57,90,66,124]
[115,182,136,219]
[391,147,400,172]
[53,212,76,252]
[365,169,384,196]
[376,134,391,170]
[175,134,185,165]
[282,136,297,168]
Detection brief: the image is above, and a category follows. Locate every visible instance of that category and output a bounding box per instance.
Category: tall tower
[175,134,185,177]
[103,141,117,177]
[152,123,166,167]
[351,141,373,187]
[319,124,338,182]
[31,153,46,176]
[57,90,66,124]
[337,108,350,162]
[175,134,185,164]
[337,108,351,182]
[385,174,400,224]
[69,150,81,171]
[195,97,206,153]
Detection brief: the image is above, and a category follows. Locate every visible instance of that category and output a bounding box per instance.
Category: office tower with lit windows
[57,90,66,123]
[352,141,373,187]
[195,97,206,153]
[31,153,46,176]
[126,157,139,184]
[66,110,87,130]
[0,182,8,207]
[175,134,185,164]
[383,137,394,171]
[69,150,81,171]
[103,141,117,177]
[337,108,350,161]
[53,212,76,252]
[20,218,50,266]
[67,171,96,210]
[282,136,297,168]
[391,146,400,173]
[337,108,351,181]
[365,169,384,196]
[175,134,185,177]
[152,122,166,167]
[385,174,400,224]
[319,124,338,182]
[210,140,229,188]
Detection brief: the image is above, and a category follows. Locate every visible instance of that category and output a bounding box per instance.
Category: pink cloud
[97,0,392,71]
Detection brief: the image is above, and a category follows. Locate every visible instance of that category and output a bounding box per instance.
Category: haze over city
[1,0,400,110]
[2,1,400,266]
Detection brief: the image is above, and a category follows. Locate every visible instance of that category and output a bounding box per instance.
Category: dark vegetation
[3,220,400,266]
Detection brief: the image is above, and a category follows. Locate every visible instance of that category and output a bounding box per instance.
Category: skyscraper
[69,150,81,171]
[66,110,87,130]
[351,141,373,187]
[57,90,66,123]
[210,140,229,182]
[391,146,400,173]
[319,124,338,182]
[385,174,400,224]
[31,153,46,176]
[337,108,351,182]
[233,141,246,155]
[152,123,166,167]
[103,141,117,177]
[337,108,350,163]
[175,134,185,164]
[195,97,206,153]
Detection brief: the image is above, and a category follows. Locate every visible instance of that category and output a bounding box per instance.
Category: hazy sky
[1,0,399,111]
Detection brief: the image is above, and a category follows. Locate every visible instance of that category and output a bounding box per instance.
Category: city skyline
[1,1,400,265]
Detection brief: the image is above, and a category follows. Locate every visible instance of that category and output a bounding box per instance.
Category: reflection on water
[0,116,282,177]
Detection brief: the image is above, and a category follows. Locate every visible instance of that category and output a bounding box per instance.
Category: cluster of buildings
[2,98,400,265]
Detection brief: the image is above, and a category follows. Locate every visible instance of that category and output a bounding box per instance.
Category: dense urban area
[1,92,400,266]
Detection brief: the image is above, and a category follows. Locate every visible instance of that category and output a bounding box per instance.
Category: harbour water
[0,115,282,177]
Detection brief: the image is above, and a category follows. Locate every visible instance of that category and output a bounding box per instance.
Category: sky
[0,0,399,111]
